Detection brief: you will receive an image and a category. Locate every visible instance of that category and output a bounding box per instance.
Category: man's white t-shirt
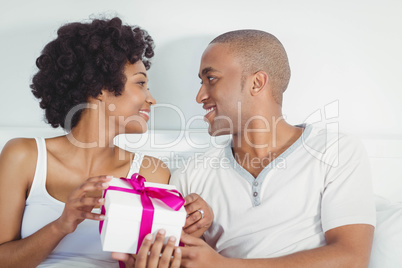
[170,124,376,258]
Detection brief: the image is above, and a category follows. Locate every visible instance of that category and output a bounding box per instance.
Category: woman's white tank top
[20,137,144,267]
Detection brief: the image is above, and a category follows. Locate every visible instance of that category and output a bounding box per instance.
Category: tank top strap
[26,137,48,203]
[126,152,144,178]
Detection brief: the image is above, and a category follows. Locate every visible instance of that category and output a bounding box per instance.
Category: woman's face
[103,60,156,134]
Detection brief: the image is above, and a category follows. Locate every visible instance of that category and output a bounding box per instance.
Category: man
[170,30,376,267]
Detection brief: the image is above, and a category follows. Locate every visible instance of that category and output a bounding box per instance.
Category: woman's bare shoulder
[0,138,38,165]
[0,138,38,195]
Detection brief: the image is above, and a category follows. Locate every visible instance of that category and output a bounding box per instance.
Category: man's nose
[196,85,208,104]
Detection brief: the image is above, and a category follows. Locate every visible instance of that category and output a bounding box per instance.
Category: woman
[0,17,212,268]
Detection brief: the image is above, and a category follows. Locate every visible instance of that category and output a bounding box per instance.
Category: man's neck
[231,120,304,178]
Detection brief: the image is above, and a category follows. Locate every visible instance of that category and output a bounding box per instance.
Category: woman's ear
[250,71,268,96]
[96,90,104,101]
[93,90,105,102]
[87,90,106,104]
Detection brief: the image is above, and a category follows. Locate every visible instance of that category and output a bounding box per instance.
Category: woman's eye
[138,81,146,86]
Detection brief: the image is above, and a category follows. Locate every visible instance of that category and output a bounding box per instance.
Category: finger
[159,236,176,267]
[65,196,105,216]
[76,196,106,207]
[183,218,209,234]
[148,229,166,267]
[184,193,199,206]
[67,181,109,202]
[135,233,153,268]
[111,253,136,268]
[76,210,105,221]
[111,252,130,262]
[180,231,204,247]
[171,247,181,268]
[184,209,203,228]
[78,181,110,197]
[86,175,113,183]
[70,175,112,198]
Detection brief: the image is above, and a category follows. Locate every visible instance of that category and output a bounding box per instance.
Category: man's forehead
[202,43,231,57]
[199,43,238,72]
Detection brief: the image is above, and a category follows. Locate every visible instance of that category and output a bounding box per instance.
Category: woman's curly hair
[30,17,154,130]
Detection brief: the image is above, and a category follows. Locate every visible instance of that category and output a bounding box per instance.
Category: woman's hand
[183,193,214,237]
[111,229,181,268]
[53,175,112,235]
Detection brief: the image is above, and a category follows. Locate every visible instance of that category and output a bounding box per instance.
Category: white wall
[0,0,401,201]
[1,0,401,136]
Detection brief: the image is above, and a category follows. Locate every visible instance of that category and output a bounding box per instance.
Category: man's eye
[200,76,216,85]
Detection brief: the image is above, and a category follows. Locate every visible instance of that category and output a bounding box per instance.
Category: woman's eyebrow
[133,72,147,77]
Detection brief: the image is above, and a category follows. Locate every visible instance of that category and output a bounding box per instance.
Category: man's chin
[208,126,231,137]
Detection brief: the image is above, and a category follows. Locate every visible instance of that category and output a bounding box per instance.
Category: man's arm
[169,169,214,238]
[180,224,374,268]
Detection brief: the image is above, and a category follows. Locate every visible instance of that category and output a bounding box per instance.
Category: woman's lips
[139,110,150,121]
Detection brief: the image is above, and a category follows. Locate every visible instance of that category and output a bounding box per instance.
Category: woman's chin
[125,126,148,134]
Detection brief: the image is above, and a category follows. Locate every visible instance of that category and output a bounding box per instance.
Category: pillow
[369,196,402,268]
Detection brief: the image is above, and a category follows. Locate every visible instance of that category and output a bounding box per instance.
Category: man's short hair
[210,30,290,104]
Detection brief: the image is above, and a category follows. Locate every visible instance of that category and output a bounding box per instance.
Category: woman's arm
[0,139,110,268]
[0,138,62,267]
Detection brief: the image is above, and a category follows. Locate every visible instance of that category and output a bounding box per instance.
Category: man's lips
[204,106,216,122]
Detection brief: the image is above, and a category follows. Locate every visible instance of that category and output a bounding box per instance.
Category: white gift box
[100,177,186,254]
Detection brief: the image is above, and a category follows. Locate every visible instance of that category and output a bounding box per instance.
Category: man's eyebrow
[198,67,220,78]
[134,72,147,78]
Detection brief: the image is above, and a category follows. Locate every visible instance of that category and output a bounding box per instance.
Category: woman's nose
[146,90,156,105]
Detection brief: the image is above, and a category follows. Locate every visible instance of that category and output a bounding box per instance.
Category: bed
[1,127,401,267]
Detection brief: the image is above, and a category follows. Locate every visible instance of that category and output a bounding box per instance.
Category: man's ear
[250,71,268,96]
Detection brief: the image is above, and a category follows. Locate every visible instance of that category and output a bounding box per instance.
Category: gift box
[99,173,186,254]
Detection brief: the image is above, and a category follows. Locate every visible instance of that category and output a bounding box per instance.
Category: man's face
[196,43,247,136]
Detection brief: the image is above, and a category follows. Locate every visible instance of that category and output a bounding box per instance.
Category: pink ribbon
[99,173,185,256]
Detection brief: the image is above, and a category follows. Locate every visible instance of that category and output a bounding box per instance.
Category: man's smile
[204,106,216,122]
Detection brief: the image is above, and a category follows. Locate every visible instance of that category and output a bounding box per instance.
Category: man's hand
[180,232,228,268]
[180,224,375,268]
[183,193,214,237]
